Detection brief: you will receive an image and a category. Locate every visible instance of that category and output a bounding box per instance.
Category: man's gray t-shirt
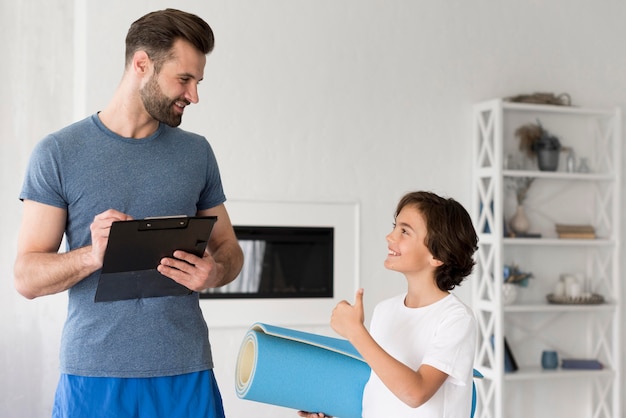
[20,114,226,377]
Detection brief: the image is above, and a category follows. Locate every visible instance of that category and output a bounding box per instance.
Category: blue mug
[541,350,559,370]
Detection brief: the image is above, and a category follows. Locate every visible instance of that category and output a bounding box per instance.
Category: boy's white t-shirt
[362,293,476,418]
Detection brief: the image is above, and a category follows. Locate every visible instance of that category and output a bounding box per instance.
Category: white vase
[509,205,530,234]
[502,283,518,305]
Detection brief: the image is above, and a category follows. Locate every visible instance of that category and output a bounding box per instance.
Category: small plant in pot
[515,119,562,171]
[502,263,533,305]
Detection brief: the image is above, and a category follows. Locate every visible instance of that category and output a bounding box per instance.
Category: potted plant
[502,263,533,305]
[515,119,562,171]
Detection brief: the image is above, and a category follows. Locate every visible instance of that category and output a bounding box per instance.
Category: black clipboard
[94,216,218,302]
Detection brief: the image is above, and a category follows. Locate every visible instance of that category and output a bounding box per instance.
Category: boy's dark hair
[125,8,214,72]
[395,191,478,291]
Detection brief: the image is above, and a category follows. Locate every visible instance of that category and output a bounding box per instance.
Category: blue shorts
[52,370,225,418]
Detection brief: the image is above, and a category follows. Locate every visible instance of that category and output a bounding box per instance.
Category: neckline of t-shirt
[91,112,166,143]
[401,292,452,310]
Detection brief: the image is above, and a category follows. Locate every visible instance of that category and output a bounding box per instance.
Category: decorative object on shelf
[553,280,566,297]
[503,338,519,372]
[503,264,533,287]
[509,205,530,234]
[515,121,543,158]
[490,336,519,372]
[503,264,532,304]
[546,293,605,305]
[560,274,582,298]
[505,176,534,205]
[505,176,534,235]
[502,283,518,305]
[564,147,576,173]
[577,157,591,173]
[508,231,542,238]
[561,358,603,370]
[505,92,572,106]
[515,119,562,171]
[555,223,595,239]
[503,153,524,170]
[569,276,581,297]
[537,148,560,171]
[541,350,559,370]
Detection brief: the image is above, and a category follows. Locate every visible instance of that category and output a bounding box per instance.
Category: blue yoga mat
[235,323,371,418]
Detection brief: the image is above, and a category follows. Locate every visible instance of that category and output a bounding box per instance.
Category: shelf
[477,235,614,246]
[504,366,614,381]
[504,303,616,313]
[500,101,616,117]
[502,237,613,246]
[503,169,614,181]
[476,168,614,180]
[472,99,621,417]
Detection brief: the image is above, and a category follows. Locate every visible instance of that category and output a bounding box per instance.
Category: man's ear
[132,50,152,77]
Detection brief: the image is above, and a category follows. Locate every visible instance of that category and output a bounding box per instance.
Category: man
[14,9,243,418]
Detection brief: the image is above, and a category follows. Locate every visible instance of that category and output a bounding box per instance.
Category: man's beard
[139,74,187,127]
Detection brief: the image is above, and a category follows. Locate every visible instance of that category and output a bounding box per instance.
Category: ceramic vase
[502,283,518,305]
[509,205,530,234]
[537,149,559,171]
[541,350,559,370]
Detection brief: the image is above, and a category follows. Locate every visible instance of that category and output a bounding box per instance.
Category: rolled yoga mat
[235,323,371,418]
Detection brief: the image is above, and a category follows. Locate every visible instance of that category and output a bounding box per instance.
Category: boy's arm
[331,289,448,408]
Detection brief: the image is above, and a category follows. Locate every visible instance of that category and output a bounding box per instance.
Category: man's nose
[185,84,199,104]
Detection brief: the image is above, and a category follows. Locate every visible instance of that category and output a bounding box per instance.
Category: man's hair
[395,191,478,291]
[125,8,214,71]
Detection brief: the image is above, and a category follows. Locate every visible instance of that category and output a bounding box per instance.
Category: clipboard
[94,216,218,302]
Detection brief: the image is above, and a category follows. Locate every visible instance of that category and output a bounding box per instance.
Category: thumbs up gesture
[331,288,365,340]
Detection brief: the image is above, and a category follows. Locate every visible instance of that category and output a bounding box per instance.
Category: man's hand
[14,204,133,299]
[158,249,221,292]
[89,209,134,269]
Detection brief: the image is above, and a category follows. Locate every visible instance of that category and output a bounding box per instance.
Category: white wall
[2,1,626,417]
[1,1,74,417]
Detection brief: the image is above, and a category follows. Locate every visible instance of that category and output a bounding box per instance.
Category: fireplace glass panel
[200,226,334,299]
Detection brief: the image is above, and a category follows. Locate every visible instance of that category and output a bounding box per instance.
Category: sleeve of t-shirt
[196,140,226,211]
[19,135,68,210]
[421,305,476,386]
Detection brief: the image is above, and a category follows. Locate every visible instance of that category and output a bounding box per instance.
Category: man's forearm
[211,240,244,288]
[14,246,100,299]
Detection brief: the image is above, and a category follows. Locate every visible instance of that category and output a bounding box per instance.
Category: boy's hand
[331,288,365,340]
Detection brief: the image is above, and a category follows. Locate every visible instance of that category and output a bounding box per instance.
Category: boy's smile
[384,205,436,276]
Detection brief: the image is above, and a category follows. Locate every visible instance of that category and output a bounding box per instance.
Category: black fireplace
[200,225,334,299]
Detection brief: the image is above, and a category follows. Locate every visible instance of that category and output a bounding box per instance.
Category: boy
[299,191,478,417]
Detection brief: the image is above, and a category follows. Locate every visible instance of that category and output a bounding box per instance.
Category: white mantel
[201,200,360,328]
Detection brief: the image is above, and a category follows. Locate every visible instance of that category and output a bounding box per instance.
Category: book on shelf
[561,358,603,370]
[557,232,596,239]
[555,224,595,239]
[511,232,542,238]
[555,224,595,233]
[503,338,518,372]
[490,335,518,372]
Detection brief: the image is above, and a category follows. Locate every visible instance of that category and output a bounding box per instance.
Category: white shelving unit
[471,99,622,418]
